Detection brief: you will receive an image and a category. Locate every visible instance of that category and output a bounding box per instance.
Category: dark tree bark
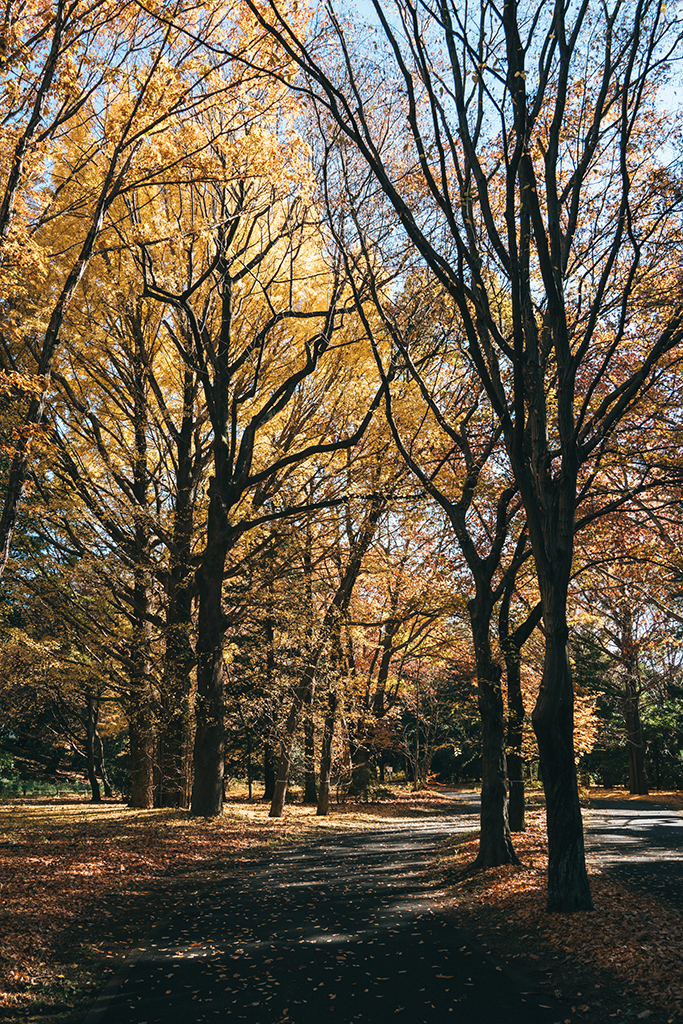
[317,688,338,815]
[263,586,278,802]
[612,605,648,796]
[469,600,518,866]
[141,199,386,818]
[499,590,543,833]
[191,486,230,817]
[156,367,200,809]
[129,709,154,808]
[374,371,523,865]
[303,698,318,803]
[93,727,113,799]
[505,651,526,834]
[302,518,318,805]
[127,319,155,810]
[532,585,592,912]
[269,665,313,817]
[85,687,101,803]
[624,679,648,796]
[263,741,276,801]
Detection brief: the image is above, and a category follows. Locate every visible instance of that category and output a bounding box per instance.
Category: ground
[0,786,681,1023]
[433,790,683,1024]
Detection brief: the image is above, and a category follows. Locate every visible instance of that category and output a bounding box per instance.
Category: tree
[0,0,291,576]
[268,481,390,816]
[138,156,386,815]
[31,273,209,808]
[348,269,535,864]
[243,0,683,911]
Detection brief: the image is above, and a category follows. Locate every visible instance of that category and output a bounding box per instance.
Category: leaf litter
[0,787,456,1021]
[2,787,682,1023]
[435,801,683,1024]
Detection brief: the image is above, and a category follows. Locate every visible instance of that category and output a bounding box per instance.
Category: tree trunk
[127,315,155,810]
[317,689,338,816]
[618,608,648,796]
[157,594,193,807]
[128,585,155,809]
[93,728,113,799]
[263,740,276,801]
[246,729,253,800]
[157,366,197,808]
[624,678,648,795]
[499,596,541,834]
[506,647,526,833]
[85,688,101,803]
[270,664,315,817]
[532,617,593,911]
[129,710,154,808]
[191,485,229,817]
[157,678,191,807]
[157,589,193,809]
[469,601,518,867]
[514,438,592,910]
[270,497,385,816]
[303,686,318,803]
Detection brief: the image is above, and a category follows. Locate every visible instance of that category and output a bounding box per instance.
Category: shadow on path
[584,799,683,909]
[84,808,567,1024]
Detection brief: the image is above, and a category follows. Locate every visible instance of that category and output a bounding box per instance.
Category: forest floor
[434,788,683,1024]
[0,786,681,1023]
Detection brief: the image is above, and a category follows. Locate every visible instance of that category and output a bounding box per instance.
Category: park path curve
[83,796,566,1024]
[583,797,683,908]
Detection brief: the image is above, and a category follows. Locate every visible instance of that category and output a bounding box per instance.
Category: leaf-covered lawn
[436,798,683,1024]
[0,788,455,1021]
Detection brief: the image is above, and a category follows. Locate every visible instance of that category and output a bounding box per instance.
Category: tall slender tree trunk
[619,609,648,795]
[263,739,276,801]
[157,652,193,807]
[128,311,155,810]
[505,647,526,833]
[127,548,155,809]
[157,367,197,808]
[317,689,338,816]
[263,585,277,802]
[270,496,386,817]
[624,677,647,795]
[85,687,101,803]
[532,595,592,911]
[470,600,518,867]
[157,555,194,808]
[303,697,318,803]
[302,517,318,805]
[270,664,315,817]
[191,484,230,817]
[93,728,113,799]
[128,572,155,809]
[499,595,541,834]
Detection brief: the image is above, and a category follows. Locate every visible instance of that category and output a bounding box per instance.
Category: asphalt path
[583,798,683,908]
[83,800,566,1024]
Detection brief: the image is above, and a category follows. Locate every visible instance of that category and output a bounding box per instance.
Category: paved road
[84,811,566,1024]
[584,798,683,908]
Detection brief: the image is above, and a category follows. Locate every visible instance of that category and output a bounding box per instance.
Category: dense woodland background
[1,0,683,912]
